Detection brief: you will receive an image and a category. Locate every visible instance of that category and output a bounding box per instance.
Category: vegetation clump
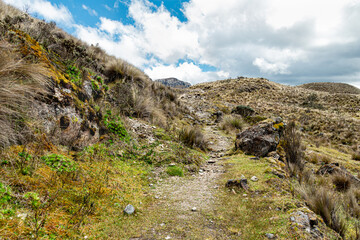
[103,110,129,141]
[178,126,207,151]
[166,165,184,177]
[41,154,77,173]
[231,105,255,117]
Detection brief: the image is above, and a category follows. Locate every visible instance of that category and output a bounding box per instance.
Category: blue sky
[3,0,360,87]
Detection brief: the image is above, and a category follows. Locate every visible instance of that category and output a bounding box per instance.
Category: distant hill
[299,82,360,94]
[155,78,191,89]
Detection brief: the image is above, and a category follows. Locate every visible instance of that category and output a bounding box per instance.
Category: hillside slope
[1,1,360,239]
[300,82,360,94]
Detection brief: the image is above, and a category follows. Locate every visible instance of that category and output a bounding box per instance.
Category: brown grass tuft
[0,42,49,147]
[283,121,304,176]
[332,174,351,192]
[220,115,243,133]
[178,126,207,151]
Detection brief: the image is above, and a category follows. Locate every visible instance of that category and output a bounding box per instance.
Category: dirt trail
[136,124,234,240]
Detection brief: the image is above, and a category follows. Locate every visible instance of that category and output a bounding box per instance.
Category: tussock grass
[0,42,49,147]
[283,121,304,177]
[178,126,207,151]
[298,184,347,238]
[332,174,351,192]
[220,115,243,133]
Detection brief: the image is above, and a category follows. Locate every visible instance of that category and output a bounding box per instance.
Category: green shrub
[0,182,12,207]
[41,154,77,173]
[66,64,82,86]
[103,110,129,141]
[231,105,254,117]
[166,166,184,177]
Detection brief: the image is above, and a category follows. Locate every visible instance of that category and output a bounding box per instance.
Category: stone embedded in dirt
[265,233,276,239]
[235,121,283,157]
[225,178,249,191]
[207,159,216,164]
[290,208,323,238]
[267,151,280,160]
[124,204,135,215]
[191,207,197,212]
[250,176,258,182]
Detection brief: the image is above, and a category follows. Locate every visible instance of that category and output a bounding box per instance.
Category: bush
[231,105,254,117]
[283,121,304,176]
[178,126,207,151]
[166,166,184,177]
[103,110,129,141]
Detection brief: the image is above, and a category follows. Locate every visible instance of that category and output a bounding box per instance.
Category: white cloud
[7,0,360,86]
[4,0,73,25]
[82,4,98,17]
[253,58,290,75]
[144,62,229,84]
[104,4,112,11]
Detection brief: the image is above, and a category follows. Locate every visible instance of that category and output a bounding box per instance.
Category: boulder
[235,121,283,157]
[225,178,249,191]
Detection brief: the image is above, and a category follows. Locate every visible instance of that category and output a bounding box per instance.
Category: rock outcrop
[235,121,284,157]
[155,78,191,89]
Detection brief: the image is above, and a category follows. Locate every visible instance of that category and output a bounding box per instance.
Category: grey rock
[250,176,258,182]
[235,122,284,157]
[155,78,191,89]
[226,178,249,191]
[265,233,276,239]
[124,204,135,215]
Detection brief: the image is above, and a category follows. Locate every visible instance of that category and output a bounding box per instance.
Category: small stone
[290,216,295,222]
[169,163,176,166]
[155,196,159,199]
[207,159,216,164]
[250,176,258,182]
[149,184,154,187]
[165,236,171,240]
[124,204,135,215]
[265,233,275,239]
[160,223,165,227]
[243,194,247,197]
[191,207,197,212]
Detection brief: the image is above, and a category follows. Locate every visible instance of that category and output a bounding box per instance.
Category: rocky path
[136,124,234,240]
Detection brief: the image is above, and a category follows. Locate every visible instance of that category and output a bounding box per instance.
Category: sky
[3,0,360,87]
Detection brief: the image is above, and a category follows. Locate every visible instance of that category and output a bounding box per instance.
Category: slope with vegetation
[1,1,360,239]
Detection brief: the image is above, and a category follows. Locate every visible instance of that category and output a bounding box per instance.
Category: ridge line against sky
[3,0,360,88]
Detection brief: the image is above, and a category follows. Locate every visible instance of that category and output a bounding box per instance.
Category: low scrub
[178,126,207,151]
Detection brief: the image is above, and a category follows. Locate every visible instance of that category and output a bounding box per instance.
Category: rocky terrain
[155,78,191,89]
[1,1,360,239]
